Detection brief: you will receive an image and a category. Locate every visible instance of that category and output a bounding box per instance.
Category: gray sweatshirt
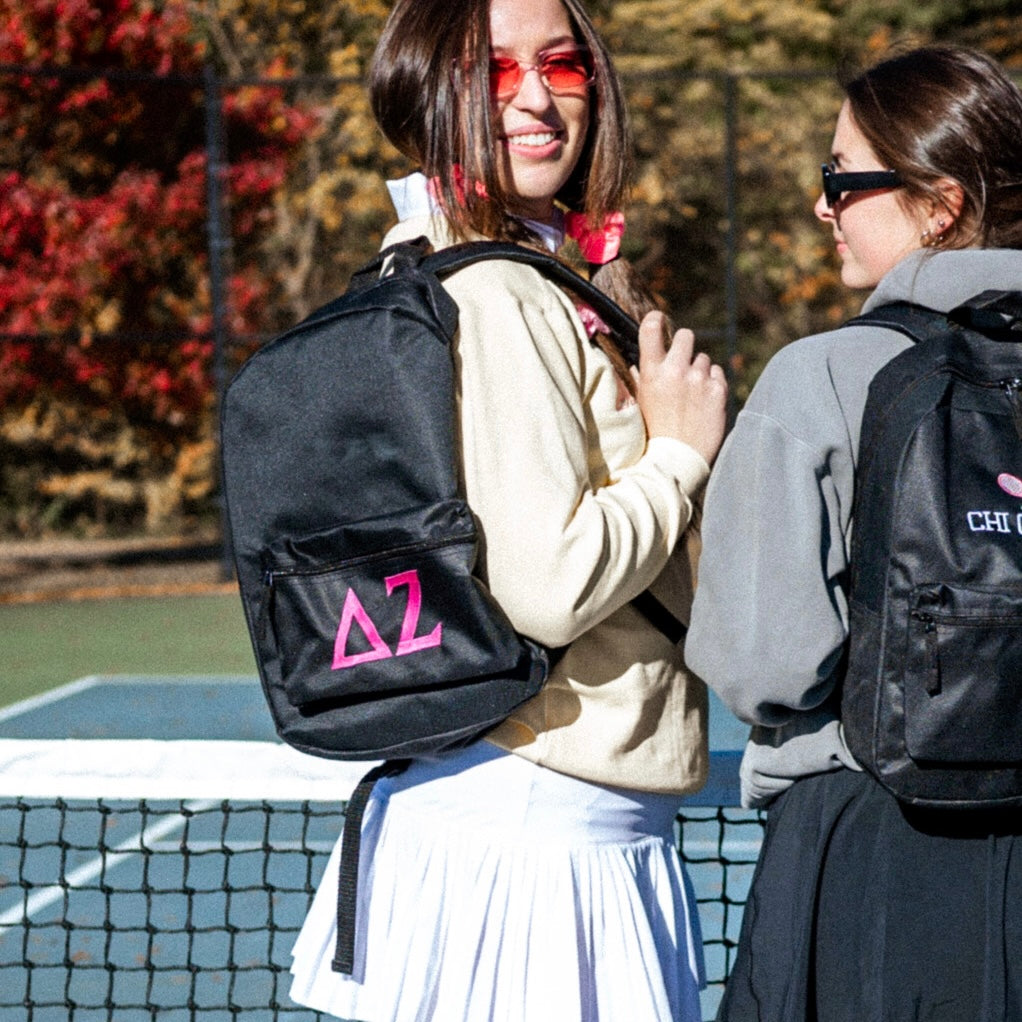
[686,247,1022,806]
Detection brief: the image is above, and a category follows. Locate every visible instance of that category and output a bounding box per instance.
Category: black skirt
[718,768,1022,1022]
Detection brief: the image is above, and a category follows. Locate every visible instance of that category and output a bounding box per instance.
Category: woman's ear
[933,177,965,225]
[920,178,965,247]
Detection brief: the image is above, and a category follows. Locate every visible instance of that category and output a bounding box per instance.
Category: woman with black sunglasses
[287,0,728,1019]
[687,44,1022,1021]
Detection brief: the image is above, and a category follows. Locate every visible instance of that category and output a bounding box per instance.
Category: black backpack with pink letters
[220,236,684,973]
[220,237,684,767]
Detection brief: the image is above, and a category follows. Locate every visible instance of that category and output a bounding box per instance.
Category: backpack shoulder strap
[423,240,641,366]
[423,241,692,642]
[347,236,433,292]
[844,300,953,466]
[947,289,1022,342]
[843,300,950,346]
[845,290,1022,347]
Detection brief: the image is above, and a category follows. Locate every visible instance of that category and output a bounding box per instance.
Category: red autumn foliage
[0,0,317,428]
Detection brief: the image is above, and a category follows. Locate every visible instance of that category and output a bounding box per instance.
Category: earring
[921,218,949,248]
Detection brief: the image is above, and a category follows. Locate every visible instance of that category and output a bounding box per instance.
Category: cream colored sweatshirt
[382,216,710,796]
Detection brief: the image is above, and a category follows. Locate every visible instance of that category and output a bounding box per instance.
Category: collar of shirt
[385,172,564,254]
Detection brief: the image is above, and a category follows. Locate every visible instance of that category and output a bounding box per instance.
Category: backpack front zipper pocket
[260,498,530,708]
[904,582,1022,764]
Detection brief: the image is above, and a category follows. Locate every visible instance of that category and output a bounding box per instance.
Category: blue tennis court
[0,675,761,1021]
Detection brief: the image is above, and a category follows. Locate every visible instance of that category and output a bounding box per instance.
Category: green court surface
[0,593,256,708]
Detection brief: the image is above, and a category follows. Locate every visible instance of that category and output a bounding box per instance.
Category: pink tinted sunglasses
[489,46,595,100]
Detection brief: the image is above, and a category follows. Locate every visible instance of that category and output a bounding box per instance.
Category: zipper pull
[258,569,275,641]
[922,614,941,696]
[913,610,941,696]
[1003,378,1022,441]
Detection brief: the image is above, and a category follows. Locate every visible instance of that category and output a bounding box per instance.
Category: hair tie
[564,210,625,265]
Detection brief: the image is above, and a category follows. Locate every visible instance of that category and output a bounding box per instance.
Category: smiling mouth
[506,131,560,147]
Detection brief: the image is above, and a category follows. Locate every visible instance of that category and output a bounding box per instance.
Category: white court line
[0,676,103,723]
[0,674,260,726]
[0,797,218,937]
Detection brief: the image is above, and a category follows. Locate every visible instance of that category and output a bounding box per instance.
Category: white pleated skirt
[289,740,705,1022]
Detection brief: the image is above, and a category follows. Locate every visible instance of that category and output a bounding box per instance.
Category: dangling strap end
[331,759,410,974]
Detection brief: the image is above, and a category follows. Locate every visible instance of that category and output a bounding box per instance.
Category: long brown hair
[844,45,1022,250]
[368,0,632,246]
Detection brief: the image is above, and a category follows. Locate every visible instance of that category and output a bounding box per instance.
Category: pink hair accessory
[574,301,612,338]
[428,166,489,207]
[564,210,625,265]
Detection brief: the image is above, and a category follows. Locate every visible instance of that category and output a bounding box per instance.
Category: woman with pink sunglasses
[288,0,727,1019]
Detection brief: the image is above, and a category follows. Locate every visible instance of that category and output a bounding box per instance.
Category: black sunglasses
[820,163,902,208]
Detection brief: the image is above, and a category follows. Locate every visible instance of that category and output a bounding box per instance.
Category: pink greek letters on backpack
[387,570,443,654]
[332,569,443,670]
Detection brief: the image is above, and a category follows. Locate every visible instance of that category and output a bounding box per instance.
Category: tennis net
[0,740,763,1021]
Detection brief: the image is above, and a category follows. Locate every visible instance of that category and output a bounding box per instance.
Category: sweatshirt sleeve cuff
[644,435,711,495]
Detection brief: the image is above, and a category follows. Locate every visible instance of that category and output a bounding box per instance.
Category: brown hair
[844,45,1022,250]
[368,0,632,246]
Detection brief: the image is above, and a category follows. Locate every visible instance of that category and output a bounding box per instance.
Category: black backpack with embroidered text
[841,290,1022,810]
